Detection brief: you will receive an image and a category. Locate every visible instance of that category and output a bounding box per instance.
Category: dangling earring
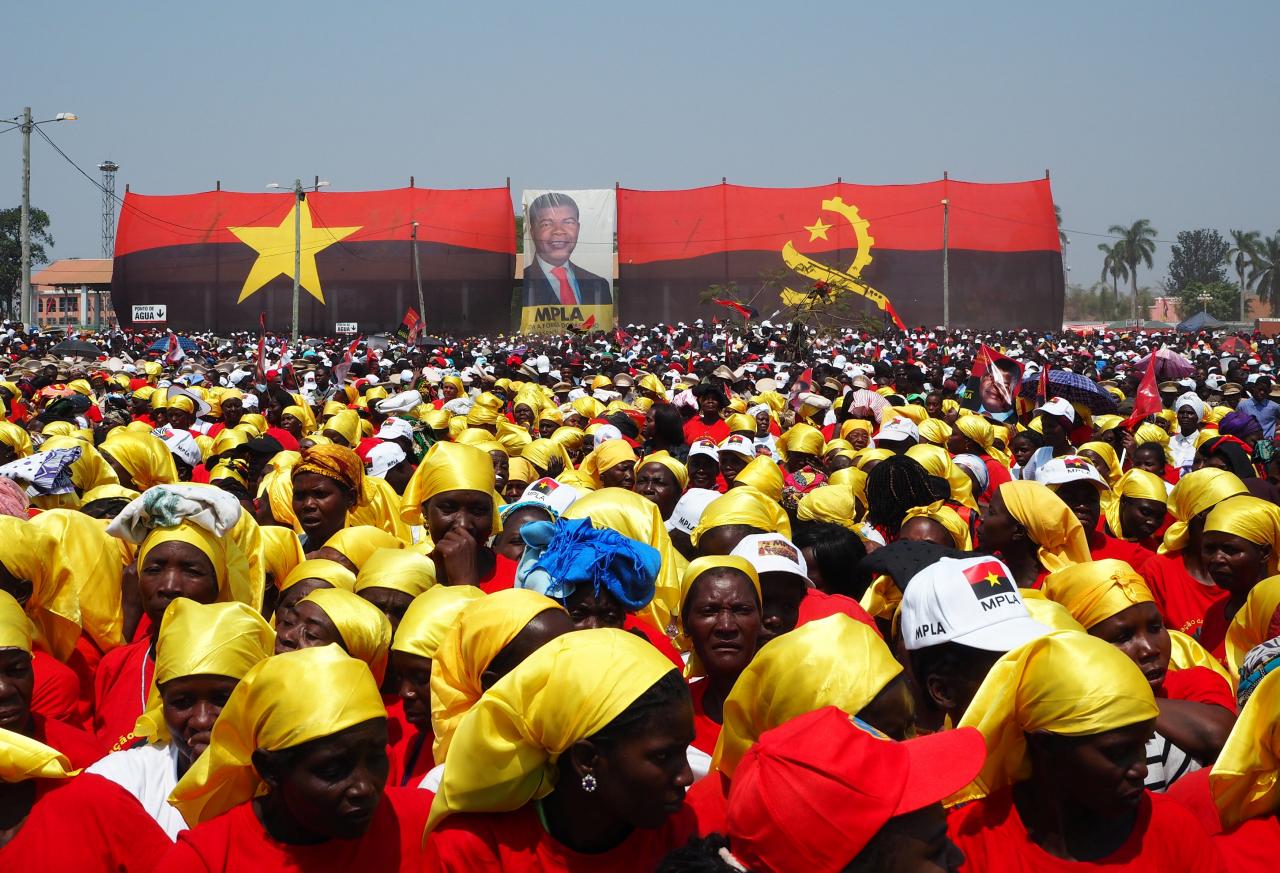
[581,772,598,793]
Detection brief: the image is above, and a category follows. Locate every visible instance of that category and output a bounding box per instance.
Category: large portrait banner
[520,188,615,333]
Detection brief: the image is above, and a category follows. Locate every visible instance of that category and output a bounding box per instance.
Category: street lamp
[266,177,329,340]
[1,109,77,326]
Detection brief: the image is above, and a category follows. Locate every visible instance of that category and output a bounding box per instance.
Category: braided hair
[865,454,935,536]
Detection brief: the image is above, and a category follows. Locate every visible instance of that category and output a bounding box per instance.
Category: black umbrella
[49,339,102,357]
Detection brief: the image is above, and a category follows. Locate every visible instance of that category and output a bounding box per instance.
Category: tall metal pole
[19,107,32,326]
[941,198,950,330]
[411,221,425,333]
[292,178,302,341]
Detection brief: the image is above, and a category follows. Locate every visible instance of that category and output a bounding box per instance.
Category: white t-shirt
[87,741,185,839]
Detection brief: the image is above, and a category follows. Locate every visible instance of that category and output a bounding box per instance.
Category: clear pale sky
[4,0,1276,295]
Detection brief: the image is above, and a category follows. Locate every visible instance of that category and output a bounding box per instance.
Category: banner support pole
[941,197,951,331]
[412,221,425,334]
[292,178,302,341]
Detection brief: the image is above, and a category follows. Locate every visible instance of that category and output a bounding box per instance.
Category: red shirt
[797,588,879,634]
[981,455,1013,502]
[0,774,170,872]
[1088,530,1156,573]
[949,787,1225,872]
[687,679,722,756]
[685,772,729,835]
[683,417,730,446]
[1161,666,1235,712]
[92,637,153,750]
[423,803,699,872]
[477,553,521,594]
[1140,552,1228,638]
[30,648,82,726]
[622,614,684,669]
[31,714,106,769]
[1167,768,1280,873]
[157,788,431,873]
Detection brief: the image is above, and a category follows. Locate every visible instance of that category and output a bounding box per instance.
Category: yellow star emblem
[985,572,1002,588]
[228,200,361,304]
[804,217,832,242]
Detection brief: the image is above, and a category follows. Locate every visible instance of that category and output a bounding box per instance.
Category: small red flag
[1123,354,1161,428]
[712,298,757,321]
[255,313,267,382]
[580,314,596,331]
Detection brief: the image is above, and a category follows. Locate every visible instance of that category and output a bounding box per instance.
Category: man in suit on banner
[523,192,613,307]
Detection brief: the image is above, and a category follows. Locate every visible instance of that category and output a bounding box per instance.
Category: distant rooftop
[31,258,113,287]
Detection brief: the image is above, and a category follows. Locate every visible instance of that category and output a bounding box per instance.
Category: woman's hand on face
[430,525,480,587]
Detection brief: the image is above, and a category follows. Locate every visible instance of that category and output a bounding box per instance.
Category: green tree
[1175,281,1239,323]
[1097,240,1128,312]
[0,207,54,320]
[1107,220,1158,323]
[1163,229,1229,293]
[514,214,524,255]
[1249,232,1280,318]
[1227,229,1261,319]
[1054,203,1067,248]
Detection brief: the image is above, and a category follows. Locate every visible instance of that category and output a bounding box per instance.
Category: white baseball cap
[157,428,202,468]
[717,434,756,458]
[667,488,721,536]
[901,555,1049,652]
[731,532,812,587]
[1034,397,1076,424]
[873,416,920,446]
[374,417,415,442]
[514,477,582,517]
[592,425,623,448]
[1034,455,1109,491]
[687,439,721,463]
[366,441,407,479]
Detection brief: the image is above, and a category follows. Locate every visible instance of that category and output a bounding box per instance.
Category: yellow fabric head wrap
[430,589,567,764]
[421,408,451,431]
[169,644,386,826]
[896,404,928,425]
[321,525,403,570]
[279,558,357,594]
[676,555,761,678]
[354,548,435,597]
[840,419,874,440]
[711,614,902,778]
[0,516,79,661]
[956,415,1012,467]
[134,600,275,743]
[1078,441,1121,487]
[1204,496,1280,575]
[725,413,756,434]
[495,419,532,454]
[0,590,32,653]
[692,485,792,545]
[458,427,494,447]
[1212,667,1280,827]
[29,509,124,653]
[0,726,77,782]
[426,628,675,832]
[827,466,868,503]
[139,520,234,601]
[521,439,573,477]
[780,423,825,459]
[952,631,1158,805]
[996,480,1090,573]
[578,439,638,488]
[321,409,362,447]
[638,451,689,491]
[1159,468,1248,554]
[1102,469,1168,541]
[901,500,973,550]
[400,441,501,529]
[293,444,365,503]
[506,457,537,488]
[733,455,784,503]
[562,487,688,633]
[101,432,179,490]
[258,525,305,589]
[548,426,585,454]
[906,443,978,510]
[1042,559,1154,630]
[390,585,486,660]
[298,588,392,685]
[918,418,952,447]
[0,422,32,459]
[796,485,859,533]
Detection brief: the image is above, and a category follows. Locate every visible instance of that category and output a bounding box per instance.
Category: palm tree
[1249,232,1280,318]
[1097,241,1129,314]
[1227,229,1261,320]
[1107,220,1158,324]
[1054,204,1067,248]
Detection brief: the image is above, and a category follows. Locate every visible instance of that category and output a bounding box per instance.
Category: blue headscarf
[516,517,659,612]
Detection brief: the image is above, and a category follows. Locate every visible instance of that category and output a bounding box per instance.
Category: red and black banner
[111,187,515,334]
[617,179,1063,330]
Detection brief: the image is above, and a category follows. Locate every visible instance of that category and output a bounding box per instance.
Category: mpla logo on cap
[962,560,1018,609]
[757,538,799,562]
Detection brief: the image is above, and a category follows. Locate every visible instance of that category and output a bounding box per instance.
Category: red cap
[727,707,985,873]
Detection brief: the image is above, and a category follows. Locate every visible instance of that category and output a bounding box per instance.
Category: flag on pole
[332,335,362,386]
[712,298,758,321]
[164,331,185,364]
[396,307,422,343]
[580,314,597,331]
[255,313,267,384]
[1124,354,1161,428]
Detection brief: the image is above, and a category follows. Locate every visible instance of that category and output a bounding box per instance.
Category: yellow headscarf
[896,404,928,425]
[390,585,486,660]
[322,409,362,447]
[1211,667,1280,828]
[577,439,638,489]
[956,415,1012,467]
[426,628,676,832]
[692,485,792,545]
[0,516,80,661]
[796,485,859,533]
[1159,468,1248,554]
[347,475,413,543]
[293,444,365,503]
[711,614,902,778]
[400,441,501,529]
[1204,495,1280,575]
[354,548,435,597]
[279,558,357,594]
[298,587,393,685]
[321,525,404,570]
[0,725,77,782]
[562,488,688,634]
[431,589,567,764]
[29,509,124,653]
[676,556,761,678]
[918,418,952,447]
[906,444,977,511]
[521,439,574,478]
[547,426,585,456]
[827,466,868,505]
[169,644,386,826]
[1228,574,1280,679]
[902,500,973,550]
[638,451,689,491]
[259,525,305,590]
[0,590,32,653]
[1077,440,1121,488]
[0,422,32,459]
[840,419,874,441]
[996,480,1090,573]
[1134,422,1175,466]
[779,423,825,460]
[101,432,179,489]
[952,631,1159,805]
[136,501,265,613]
[733,455,784,503]
[1102,469,1168,541]
[506,457,537,489]
[133,600,275,743]
[1042,559,1154,630]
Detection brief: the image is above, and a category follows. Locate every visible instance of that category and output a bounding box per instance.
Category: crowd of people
[2,316,1280,871]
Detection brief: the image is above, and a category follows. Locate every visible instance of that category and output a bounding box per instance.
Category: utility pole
[20,107,31,326]
[941,198,950,330]
[292,179,303,341]
[411,221,425,336]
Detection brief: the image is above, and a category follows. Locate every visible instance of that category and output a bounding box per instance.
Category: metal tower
[98,160,118,258]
